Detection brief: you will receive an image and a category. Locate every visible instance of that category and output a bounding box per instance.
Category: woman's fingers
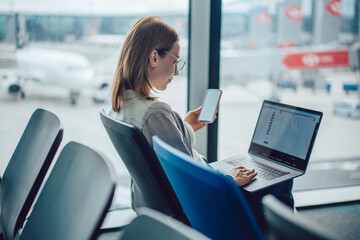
[233,166,255,173]
[226,167,257,187]
[248,172,257,179]
[242,171,256,181]
[194,107,202,113]
[190,107,202,116]
[245,169,256,175]
[234,166,245,170]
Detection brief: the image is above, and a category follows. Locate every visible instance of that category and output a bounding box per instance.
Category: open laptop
[211,100,322,192]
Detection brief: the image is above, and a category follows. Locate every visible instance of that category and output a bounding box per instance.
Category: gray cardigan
[107,90,206,165]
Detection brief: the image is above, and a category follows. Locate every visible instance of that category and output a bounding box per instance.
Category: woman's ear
[149,50,158,68]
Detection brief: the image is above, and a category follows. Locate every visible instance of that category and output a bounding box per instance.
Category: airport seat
[152,136,264,240]
[262,195,333,240]
[100,110,189,224]
[15,142,116,240]
[0,108,63,240]
[120,208,210,240]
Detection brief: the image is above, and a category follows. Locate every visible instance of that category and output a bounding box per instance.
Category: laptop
[211,100,322,192]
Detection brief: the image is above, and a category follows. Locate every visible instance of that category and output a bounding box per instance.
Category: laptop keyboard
[227,156,290,181]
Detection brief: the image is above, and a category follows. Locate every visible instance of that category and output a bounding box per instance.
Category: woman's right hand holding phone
[184,107,218,131]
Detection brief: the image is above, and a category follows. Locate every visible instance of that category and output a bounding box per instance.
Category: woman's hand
[226,166,257,187]
[184,107,217,131]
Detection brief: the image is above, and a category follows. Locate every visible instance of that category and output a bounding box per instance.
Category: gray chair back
[0,108,63,240]
[262,195,333,240]
[121,208,209,240]
[100,110,188,224]
[17,142,116,240]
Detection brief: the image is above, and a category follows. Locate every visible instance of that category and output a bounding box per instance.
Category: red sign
[282,50,349,69]
[285,6,303,21]
[325,0,341,17]
[254,11,273,25]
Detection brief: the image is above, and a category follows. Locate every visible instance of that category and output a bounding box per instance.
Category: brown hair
[111,16,179,112]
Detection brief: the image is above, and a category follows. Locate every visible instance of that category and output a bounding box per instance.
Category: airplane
[0,13,108,105]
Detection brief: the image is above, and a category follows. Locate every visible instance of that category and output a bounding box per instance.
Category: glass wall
[0,0,189,175]
[219,0,360,162]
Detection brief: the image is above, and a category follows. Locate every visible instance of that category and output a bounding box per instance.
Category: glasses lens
[176,59,186,72]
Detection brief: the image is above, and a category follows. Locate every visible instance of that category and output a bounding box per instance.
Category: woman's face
[148,41,180,91]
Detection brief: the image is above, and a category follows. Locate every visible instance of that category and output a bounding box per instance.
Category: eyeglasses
[164,51,186,73]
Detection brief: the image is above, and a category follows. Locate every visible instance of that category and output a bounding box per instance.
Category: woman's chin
[159,84,169,91]
[151,86,166,92]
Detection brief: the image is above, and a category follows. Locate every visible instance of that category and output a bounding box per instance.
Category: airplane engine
[1,77,25,99]
[8,83,21,94]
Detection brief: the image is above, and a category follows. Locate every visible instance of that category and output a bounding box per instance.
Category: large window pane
[219,0,360,162]
[0,1,189,175]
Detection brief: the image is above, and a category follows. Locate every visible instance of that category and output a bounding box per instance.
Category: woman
[108,16,293,226]
[108,16,256,185]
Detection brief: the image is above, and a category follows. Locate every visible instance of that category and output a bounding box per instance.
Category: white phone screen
[198,89,222,122]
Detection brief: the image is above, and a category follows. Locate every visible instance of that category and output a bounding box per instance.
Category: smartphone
[198,89,222,122]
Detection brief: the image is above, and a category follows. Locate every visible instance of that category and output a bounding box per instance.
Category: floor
[298,202,360,240]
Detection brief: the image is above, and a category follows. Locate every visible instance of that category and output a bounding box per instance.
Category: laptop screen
[249,100,322,172]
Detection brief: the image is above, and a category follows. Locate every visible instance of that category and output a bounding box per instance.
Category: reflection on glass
[219,0,360,161]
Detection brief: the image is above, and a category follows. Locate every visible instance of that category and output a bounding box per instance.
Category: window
[0,0,189,175]
[219,0,360,161]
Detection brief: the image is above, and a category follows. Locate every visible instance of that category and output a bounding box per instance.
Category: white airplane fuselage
[16,47,95,89]
[1,47,97,104]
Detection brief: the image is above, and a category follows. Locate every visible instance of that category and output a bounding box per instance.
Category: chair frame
[100,110,189,224]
